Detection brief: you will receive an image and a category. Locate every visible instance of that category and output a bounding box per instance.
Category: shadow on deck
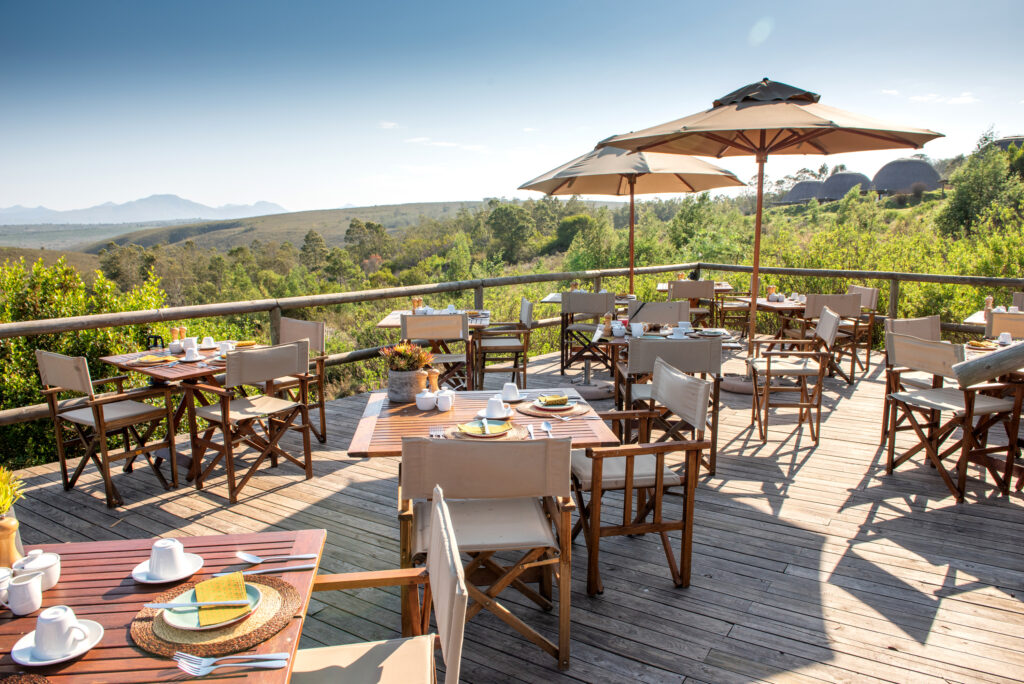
[14,351,1024,682]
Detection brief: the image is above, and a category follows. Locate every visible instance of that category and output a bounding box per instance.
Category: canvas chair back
[280,316,326,353]
[427,485,468,684]
[625,338,721,377]
[667,280,714,301]
[562,291,614,316]
[1013,292,1024,310]
[627,300,689,325]
[401,313,469,342]
[35,350,94,397]
[884,315,941,359]
[224,340,309,388]
[400,437,571,500]
[652,357,711,430]
[989,311,1024,339]
[519,298,534,328]
[815,307,841,349]
[804,294,861,319]
[887,333,964,379]
[847,284,879,311]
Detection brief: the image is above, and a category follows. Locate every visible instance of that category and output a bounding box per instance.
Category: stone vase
[388,369,428,404]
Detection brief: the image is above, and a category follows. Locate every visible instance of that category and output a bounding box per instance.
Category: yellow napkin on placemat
[458,420,510,435]
[194,572,248,627]
[538,395,568,406]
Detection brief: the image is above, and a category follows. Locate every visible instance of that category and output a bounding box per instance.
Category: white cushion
[195,394,299,423]
[62,400,164,428]
[412,497,556,556]
[479,337,524,350]
[571,448,682,491]
[749,357,821,376]
[292,635,433,684]
[889,387,1015,416]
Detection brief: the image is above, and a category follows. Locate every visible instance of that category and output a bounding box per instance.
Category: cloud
[907,91,979,105]
[522,127,537,133]
[947,91,978,105]
[748,17,774,46]
[403,136,487,152]
[378,121,398,129]
[881,89,899,96]
[404,136,430,143]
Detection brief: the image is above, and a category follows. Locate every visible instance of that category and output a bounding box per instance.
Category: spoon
[541,421,554,438]
[236,551,318,565]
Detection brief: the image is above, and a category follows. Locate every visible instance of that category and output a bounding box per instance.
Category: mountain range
[0,194,286,225]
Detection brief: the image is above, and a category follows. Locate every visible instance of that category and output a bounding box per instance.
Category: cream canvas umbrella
[519,145,744,292]
[599,78,943,347]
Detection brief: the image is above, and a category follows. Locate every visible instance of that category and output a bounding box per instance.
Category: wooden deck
[13,350,1024,683]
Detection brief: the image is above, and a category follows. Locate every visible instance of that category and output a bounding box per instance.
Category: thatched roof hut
[819,172,871,200]
[872,158,940,194]
[993,136,1024,151]
[780,180,823,204]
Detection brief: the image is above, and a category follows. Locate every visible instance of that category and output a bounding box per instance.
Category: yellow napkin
[538,395,568,406]
[459,420,510,435]
[234,340,257,347]
[194,571,249,626]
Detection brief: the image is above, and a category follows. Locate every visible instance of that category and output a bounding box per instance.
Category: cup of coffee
[183,348,201,362]
[435,389,454,412]
[447,304,456,313]
[790,292,799,301]
[630,322,645,338]
[33,605,88,661]
[149,538,188,580]
[182,337,198,350]
[201,336,215,348]
[485,395,508,419]
[999,332,1013,345]
[218,341,234,354]
[3,571,43,616]
[501,382,521,402]
[677,320,693,331]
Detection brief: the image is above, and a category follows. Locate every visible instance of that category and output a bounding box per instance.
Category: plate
[532,399,576,412]
[476,407,513,419]
[11,619,104,667]
[178,356,204,363]
[132,553,204,584]
[457,419,512,438]
[697,330,726,337]
[198,344,218,351]
[504,395,529,404]
[160,583,262,631]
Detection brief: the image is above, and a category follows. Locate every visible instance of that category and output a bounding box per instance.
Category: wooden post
[888,279,899,321]
[628,176,636,294]
[270,306,282,345]
[593,276,602,293]
[954,345,1024,388]
[746,142,767,354]
[474,285,484,310]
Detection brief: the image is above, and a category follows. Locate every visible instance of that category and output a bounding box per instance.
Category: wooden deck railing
[2,260,1022,426]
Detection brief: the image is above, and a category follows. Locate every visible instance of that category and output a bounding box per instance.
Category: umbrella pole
[628,176,636,294]
[747,153,766,354]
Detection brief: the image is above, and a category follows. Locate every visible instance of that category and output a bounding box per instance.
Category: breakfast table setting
[0,529,325,682]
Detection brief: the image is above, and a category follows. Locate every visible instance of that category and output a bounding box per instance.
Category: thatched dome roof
[819,172,871,200]
[993,136,1024,151]
[780,180,823,204]
[872,159,940,194]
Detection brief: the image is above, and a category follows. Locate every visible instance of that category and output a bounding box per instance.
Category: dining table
[347,388,619,458]
[655,281,734,295]
[375,309,492,330]
[0,529,326,683]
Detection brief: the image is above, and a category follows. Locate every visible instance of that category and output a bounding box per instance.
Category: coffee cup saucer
[502,394,527,404]
[131,553,204,584]
[11,619,104,667]
[476,407,513,420]
[198,344,218,351]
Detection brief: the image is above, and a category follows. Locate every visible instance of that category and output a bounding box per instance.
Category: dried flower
[0,466,24,516]
[380,343,434,371]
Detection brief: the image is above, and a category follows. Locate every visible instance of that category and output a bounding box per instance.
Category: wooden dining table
[655,281,734,294]
[347,388,619,458]
[0,529,326,683]
[375,309,492,329]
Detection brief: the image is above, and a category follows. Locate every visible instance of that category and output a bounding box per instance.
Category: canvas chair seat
[61,400,165,429]
[889,387,1015,416]
[478,336,524,350]
[629,383,653,402]
[749,357,821,376]
[783,327,849,340]
[195,394,299,424]
[430,353,466,365]
[689,307,710,316]
[720,301,748,310]
[570,449,681,490]
[292,635,434,684]
[412,498,555,556]
[566,322,600,333]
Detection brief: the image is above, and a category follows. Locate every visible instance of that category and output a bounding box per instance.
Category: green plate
[161,583,261,631]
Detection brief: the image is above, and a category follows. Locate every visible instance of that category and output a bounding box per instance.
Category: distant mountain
[0,194,287,225]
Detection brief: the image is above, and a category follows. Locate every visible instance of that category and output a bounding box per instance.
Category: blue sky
[2,0,1021,211]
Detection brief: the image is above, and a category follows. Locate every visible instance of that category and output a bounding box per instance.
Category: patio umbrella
[599,78,943,348]
[519,145,744,292]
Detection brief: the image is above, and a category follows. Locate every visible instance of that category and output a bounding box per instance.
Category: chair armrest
[397,496,414,520]
[93,375,129,387]
[313,568,428,592]
[596,408,660,421]
[587,439,712,459]
[558,495,576,512]
[188,382,235,398]
[85,385,171,407]
[750,337,816,347]
[963,381,1017,393]
[762,350,825,358]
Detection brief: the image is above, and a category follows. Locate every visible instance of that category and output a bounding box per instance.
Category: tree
[300,229,329,272]
[936,143,1024,236]
[666,193,714,251]
[345,219,395,262]
[552,214,598,253]
[564,215,617,271]
[446,232,472,281]
[486,204,536,262]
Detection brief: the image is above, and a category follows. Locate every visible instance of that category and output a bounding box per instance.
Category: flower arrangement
[380,343,433,372]
[0,466,24,517]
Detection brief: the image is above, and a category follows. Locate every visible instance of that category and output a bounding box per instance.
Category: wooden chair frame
[782,294,860,384]
[715,290,752,335]
[559,291,614,375]
[402,313,472,390]
[879,317,941,444]
[273,316,329,443]
[843,285,879,375]
[474,297,532,389]
[667,280,714,327]
[37,351,178,508]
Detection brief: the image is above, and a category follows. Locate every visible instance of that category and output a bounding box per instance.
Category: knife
[213,564,317,577]
[527,424,535,440]
[482,419,490,435]
[144,600,251,610]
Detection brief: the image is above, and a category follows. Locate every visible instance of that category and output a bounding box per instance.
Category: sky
[2,0,1022,212]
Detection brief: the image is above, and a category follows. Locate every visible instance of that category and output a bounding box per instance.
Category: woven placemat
[444,424,529,441]
[1,675,50,683]
[130,575,301,658]
[516,403,592,418]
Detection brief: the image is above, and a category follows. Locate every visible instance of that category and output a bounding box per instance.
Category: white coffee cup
[201,336,215,348]
[182,337,198,350]
[791,292,799,301]
[501,382,521,402]
[485,395,508,419]
[183,348,201,362]
[612,325,626,337]
[218,341,234,354]
[999,332,1013,345]
[798,294,807,303]
[676,321,693,331]
[4,571,43,616]
[995,305,1007,313]
[33,605,88,661]
[149,538,188,580]
[447,304,456,313]
[0,567,11,604]
[415,389,436,411]
[1010,306,1021,313]
[630,322,645,338]
[435,390,454,412]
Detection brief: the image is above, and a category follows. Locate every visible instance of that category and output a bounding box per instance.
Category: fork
[174,652,289,668]
[176,659,289,677]
[430,425,446,439]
